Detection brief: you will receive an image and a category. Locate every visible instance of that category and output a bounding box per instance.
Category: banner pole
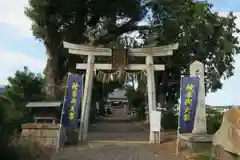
[56,72,70,152]
[78,74,85,141]
[176,75,183,156]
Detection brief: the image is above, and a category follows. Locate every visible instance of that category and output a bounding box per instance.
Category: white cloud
[0,0,47,85]
[0,48,46,85]
[0,0,32,37]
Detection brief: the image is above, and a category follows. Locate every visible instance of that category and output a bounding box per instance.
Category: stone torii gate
[63,42,179,143]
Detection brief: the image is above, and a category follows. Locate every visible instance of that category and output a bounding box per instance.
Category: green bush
[206,109,223,134]
[125,88,146,120]
[161,110,178,130]
[0,67,47,159]
[160,108,223,134]
[3,136,52,160]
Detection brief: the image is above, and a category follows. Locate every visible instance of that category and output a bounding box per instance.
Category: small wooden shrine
[26,101,62,124]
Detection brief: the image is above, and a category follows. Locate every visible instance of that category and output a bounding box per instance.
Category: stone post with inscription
[177,60,211,156]
[190,60,207,134]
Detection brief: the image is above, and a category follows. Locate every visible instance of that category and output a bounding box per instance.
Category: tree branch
[93,23,161,45]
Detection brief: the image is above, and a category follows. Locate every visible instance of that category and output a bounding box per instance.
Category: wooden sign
[150,111,161,132]
[111,47,128,70]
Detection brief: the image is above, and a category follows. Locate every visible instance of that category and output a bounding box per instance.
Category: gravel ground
[51,107,183,160]
[52,143,183,160]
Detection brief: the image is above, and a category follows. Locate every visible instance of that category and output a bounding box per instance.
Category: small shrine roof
[26,101,62,108]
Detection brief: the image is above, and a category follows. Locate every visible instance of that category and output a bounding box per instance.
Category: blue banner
[179,76,199,132]
[62,73,83,128]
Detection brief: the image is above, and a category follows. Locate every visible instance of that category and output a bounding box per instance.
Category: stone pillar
[190,60,207,134]
[80,54,95,141]
[146,55,157,143]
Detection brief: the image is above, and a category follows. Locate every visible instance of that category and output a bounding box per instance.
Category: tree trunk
[155,71,165,109]
[44,40,59,99]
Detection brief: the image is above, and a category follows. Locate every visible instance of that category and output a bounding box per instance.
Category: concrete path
[51,107,182,160]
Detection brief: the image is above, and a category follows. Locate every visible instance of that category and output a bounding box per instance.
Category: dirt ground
[133,121,207,160]
[149,137,199,160]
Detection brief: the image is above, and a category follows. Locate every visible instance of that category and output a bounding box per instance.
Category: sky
[0,0,239,106]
